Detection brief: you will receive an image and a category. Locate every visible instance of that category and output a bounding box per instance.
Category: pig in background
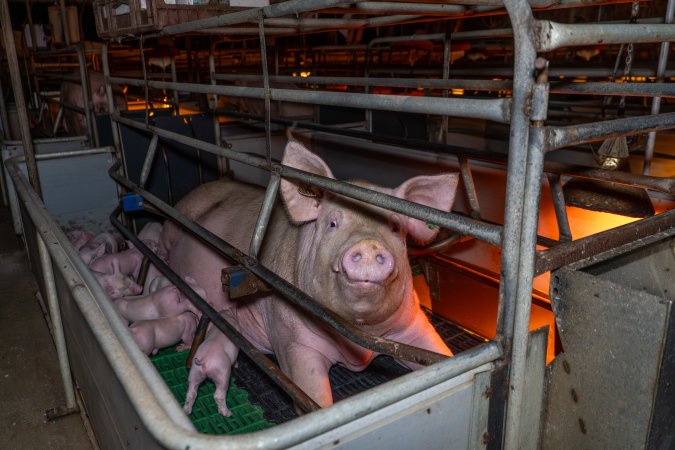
[167,139,458,412]
[60,70,127,136]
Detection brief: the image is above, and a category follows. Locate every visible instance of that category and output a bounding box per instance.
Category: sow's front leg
[280,345,333,409]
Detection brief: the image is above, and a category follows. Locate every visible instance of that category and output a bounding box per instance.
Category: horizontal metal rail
[157,0,365,36]
[109,206,321,414]
[535,208,675,274]
[546,111,675,151]
[537,22,675,52]
[109,166,451,367]
[112,113,503,245]
[111,77,512,123]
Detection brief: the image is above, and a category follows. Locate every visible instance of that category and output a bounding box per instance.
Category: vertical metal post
[209,40,228,177]
[139,134,160,188]
[37,233,76,408]
[0,71,10,140]
[170,53,180,115]
[546,173,572,242]
[59,0,71,46]
[258,12,273,164]
[491,0,539,448]
[642,0,674,175]
[249,172,280,258]
[0,0,42,198]
[76,46,99,147]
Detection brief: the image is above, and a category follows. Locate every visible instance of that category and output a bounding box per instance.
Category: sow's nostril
[342,241,395,283]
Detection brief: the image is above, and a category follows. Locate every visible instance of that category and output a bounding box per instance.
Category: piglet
[129,312,198,356]
[138,222,168,260]
[91,257,143,299]
[114,277,204,323]
[70,230,95,251]
[89,241,148,281]
[78,232,119,264]
[183,315,239,417]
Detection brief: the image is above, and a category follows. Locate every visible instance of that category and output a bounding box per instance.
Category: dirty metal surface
[543,266,673,449]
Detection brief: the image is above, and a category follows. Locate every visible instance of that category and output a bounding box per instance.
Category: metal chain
[618,1,640,116]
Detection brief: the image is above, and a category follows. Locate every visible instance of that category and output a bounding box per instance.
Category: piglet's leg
[279,344,333,409]
[184,363,208,415]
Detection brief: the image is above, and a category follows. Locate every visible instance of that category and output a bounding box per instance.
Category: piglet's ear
[94,242,107,259]
[280,140,335,224]
[392,173,459,245]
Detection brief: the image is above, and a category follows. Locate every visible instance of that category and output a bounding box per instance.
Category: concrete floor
[0,206,96,450]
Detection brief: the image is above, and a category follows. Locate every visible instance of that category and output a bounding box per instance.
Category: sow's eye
[326,211,342,231]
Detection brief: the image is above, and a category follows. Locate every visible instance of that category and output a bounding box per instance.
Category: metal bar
[37,233,77,408]
[139,134,159,188]
[549,82,675,98]
[0,70,10,140]
[59,0,70,46]
[643,0,675,175]
[535,207,675,275]
[102,43,125,169]
[111,77,512,123]
[249,172,280,258]
[459,157,482,219]
[109,209,321,414]
[113,113,504,245]
[546,112,675,151]
[546,173,572,242]
[159,0,365,36]
[257,12,273,165]
[76,46,99,147]
[0,0,42,197]
[170,56,179,114]
[537,22,675,52]
[495,0,539,447]
[352,2,465,14]
[109,167,452,367]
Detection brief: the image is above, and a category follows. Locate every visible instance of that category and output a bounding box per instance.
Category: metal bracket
[44,405,80,421]
[222,266,270,299]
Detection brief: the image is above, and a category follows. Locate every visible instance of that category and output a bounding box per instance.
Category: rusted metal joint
[222,265,271,299]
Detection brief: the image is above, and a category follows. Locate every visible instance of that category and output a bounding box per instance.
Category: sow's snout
[341,239,395,285]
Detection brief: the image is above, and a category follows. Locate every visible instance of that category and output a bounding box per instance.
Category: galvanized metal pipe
[76,46,99,147]
[550,82,675,98]
[0,0,42,197]
[159,0,366,36]
[0,72,10,140]
[139,134,159,188]
[546,173,572,242]
[37,232,76,408]
[497,0,539,447]
[643,0,674,175]
[249,172,281,258]
[109,168,452,367]
[113,112,504,245]
[352,2,465,14]
[111,77,512,123]
[536,207,675,275]
[537,22,675,52]
[546,111,675,151]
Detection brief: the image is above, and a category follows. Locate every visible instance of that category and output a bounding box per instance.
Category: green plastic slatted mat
[150,347,275,435]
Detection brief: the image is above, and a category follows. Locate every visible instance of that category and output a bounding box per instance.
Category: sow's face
[301,186,411,326]
[281,141,459,328]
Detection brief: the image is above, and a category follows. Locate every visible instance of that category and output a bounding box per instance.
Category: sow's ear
[280,140,335,224]
[393,173,460,245]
